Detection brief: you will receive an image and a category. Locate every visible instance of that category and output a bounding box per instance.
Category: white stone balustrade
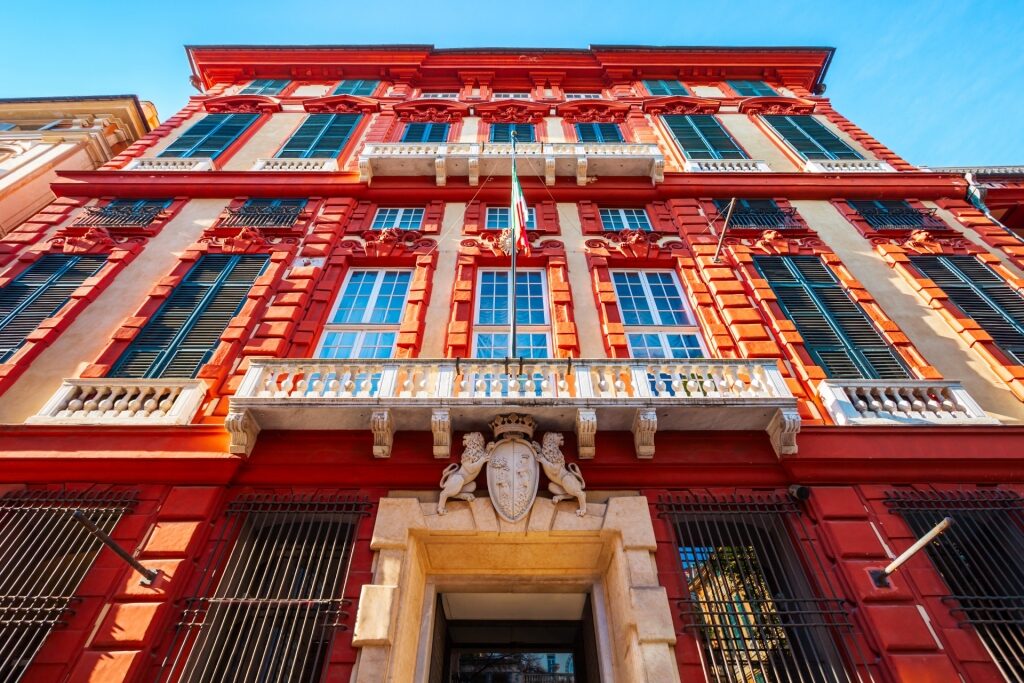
[818,380,997,426]
[29,379,207,426]
[804,159,895,173]
[124,157,214,172]
[358,142,664,186]
[251,158,339,172]
[684,159,772,173]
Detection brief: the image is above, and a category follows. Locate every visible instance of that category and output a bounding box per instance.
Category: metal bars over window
[885,489,1024,682]
[658,492,872,683]
[0,489,135,682]
[156,494,371,683]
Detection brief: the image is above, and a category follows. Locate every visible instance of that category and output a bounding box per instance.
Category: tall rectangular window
[644,79,689,96]
[485,206,536,230]
[492,92,531,100]
[909,255,1024,363]
[762,115,862,160]
[0,254,107,361]
[599,208,652,231]
[489,123,535,143]
[420,92,460,100]
[401,122,449,143]
[155,494,369,683]
[318,269,412,359]
[612,271,703,358]
[239,79,289,96]
[564,92,602,100]
[575,122,623,143]
[754,255,908,379]
[333,79,379,96]
[276,113,361,158]
[664,115,747,160]
[660,491,872,683]
[728,80,776,96]
[110,254,269,378]
[371,207,424,230]
[159,113,258,159]
[474,270,550,358]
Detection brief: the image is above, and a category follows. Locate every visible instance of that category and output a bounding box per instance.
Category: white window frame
[599,208,653,231]
[485,206,537,230]
[611,269,707,359]
[492,92,531,100]
[420,92,460,100]
[564,93,603,100]
[473,268,551,357]
[316,268,413,358]
[371,207,425,230]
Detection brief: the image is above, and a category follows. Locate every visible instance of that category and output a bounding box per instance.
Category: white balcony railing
[124,157,214,172]
[28,379,207,426]
[230,358,799,459]
[684,159,772,173]
[358,142,664,186]
[251,158,339,172]
[804,159,895,173]
[818,380,997,426]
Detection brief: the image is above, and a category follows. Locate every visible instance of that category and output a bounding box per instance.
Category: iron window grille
[848,201,947,230]
[713,199,801,229]
[156,494,371,683]
[886,489,1024,682]
[220,200,304,229]
[0,489,136,682]
[73,200,170,228]
[658,492,873,683]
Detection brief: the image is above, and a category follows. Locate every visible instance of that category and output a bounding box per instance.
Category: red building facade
[1,45,1024,682]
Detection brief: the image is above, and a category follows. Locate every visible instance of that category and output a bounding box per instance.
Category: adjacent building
[1,44,1023,682]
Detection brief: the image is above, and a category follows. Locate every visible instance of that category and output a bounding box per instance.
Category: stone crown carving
[490,413,536,438]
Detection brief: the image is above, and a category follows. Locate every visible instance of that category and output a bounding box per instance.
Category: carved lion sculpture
[536,432,587,516]
[437,432,489,515]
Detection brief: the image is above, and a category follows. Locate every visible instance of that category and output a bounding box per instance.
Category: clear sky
[2,0,1021,167]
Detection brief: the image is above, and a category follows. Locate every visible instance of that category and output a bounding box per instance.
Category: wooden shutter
[490,123,534,143]
[644,80,688,96]
[277,114,361,158]
[755,255,908,379]
[0,254,107,361]
[728,81,775,96]
[159,114,258,159]
[575,123,623,143]
[911,256,1024,363]
[333,79,379,96]
[664,115,745,160]
[110,254,269,378]
[763,115,861,161]
[240,79,289,95]
[401,122,449,143]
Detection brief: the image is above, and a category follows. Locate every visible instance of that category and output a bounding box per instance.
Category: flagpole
[510,129,518,360]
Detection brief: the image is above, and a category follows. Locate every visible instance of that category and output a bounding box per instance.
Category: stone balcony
[818,380,997,426]
[357,142,665,186]
[683,159,771,173]
[28,379,207,426]
[251,158,339,172]
[229,358,799,459]
[803,159,895,173]
[124,157,214,172]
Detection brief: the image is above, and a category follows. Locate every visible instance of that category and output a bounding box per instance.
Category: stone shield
[486,437,539,523]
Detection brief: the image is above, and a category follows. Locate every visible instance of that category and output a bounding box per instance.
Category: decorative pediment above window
[584,232,687,260]
[302,95,381,114]
[393,100,471,123]
[737,96,817,115]
[555,100,632,123]
[641,96,721,116]
[475,100,549,124]
[202,95,282,114]
[338,231,436,258]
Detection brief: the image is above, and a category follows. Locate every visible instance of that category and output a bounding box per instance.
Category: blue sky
[2,0,1022,167]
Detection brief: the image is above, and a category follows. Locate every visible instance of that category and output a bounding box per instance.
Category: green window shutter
[401,122,449,143]
[239,79,289,96]
[664,115,746,160]
[575,123,623,143]
[755,255,908,379]
[159,114,259,159]
[911,256,1024,363]
[489,123,535,143]
[333,80,379,96]
[728,80,776,97]
[763,115,861,161]
[0,254,107,361]
[276,114,361,158]
[110,254,269,379]
[644,80,688,96]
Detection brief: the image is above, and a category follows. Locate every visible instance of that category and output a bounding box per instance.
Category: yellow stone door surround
[350,495,680,682]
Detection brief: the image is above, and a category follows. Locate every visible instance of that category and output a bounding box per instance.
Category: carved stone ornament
[202,95,282,114]
[436,413,588,520]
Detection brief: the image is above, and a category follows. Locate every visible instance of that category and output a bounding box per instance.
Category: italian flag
[510,167,531,256]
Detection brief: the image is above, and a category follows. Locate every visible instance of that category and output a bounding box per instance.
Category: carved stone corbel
[575,408,597,459]
[632,409,657,459]
[768,408,801,457]
[576,156,588,186]
[358,156,372,183]
[225,409,260,456]
[434,156,447,186]
[371,409,394,458]
[467,157,479,186]
[431,408,451,459]
[545,156,556,186]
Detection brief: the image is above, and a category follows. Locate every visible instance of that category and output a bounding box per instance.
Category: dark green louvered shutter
[401,122,449,143]
[239,79,289,96]
[911,256,1024,363]
[644,80,688,96]
[755,255,909,379]
[762,115,861,161]
[0,254,107,361]
[159,114,259,159]
[110,254,269,378]
[575,123,624,143]
[333,80,379,96]
[663,115,746,160]
[728,81,776,97]
[276,114,361,158]
[489,123,535,143]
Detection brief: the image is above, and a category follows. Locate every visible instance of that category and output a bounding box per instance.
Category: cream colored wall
[0,199,230,424]
[692,85,724,98]
[419,202,464,357]
[558,203,606,358]
[796,200,1024,424]
[544,117,565,142]
[0,142,95,235]
[221,113,305,170]
[292,84,330,98]
[458,117,479,143]
[813,113,874,161]
[717,114,800,172]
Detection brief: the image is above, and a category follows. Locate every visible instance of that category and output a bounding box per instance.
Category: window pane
[369,272,412,324]
[475,333,549,358]
[319,331,358,358]
[332,271,376,324]
[612,272,655,325]
[516,271,546,324]
[372,207,424,230]
[330,270,410,325]
[646,272,689,325]
[477,272,510,325]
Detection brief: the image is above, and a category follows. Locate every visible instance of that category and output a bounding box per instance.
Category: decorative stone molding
[575,408,597,459]
[124,157,214,172]
[474,100,550,124]
[392,100,470,123]
[632,408,657,459]
[202,94,282,114]
[431,408,451,458]
[818,380,997,426]
[225,408,260,456]
[251,157,338,172]
[555,99,632,123]
[804,158,895,173]
[302,94,380,114]
[642,95,722,116]
[737,96,816,115]
[767,408,801,457]
[30,379,206,426]
[370,409,393,458]
[684,158,771,173]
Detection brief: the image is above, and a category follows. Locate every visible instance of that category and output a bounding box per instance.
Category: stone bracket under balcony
[358,142,665,186]
[818,380,998,426]
[28,379,207,426]
[229,358,800,459]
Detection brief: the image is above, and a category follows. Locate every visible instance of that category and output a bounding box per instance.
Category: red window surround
[463,200,559,236]
[344,200,445,236]
[577,200,678,236]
